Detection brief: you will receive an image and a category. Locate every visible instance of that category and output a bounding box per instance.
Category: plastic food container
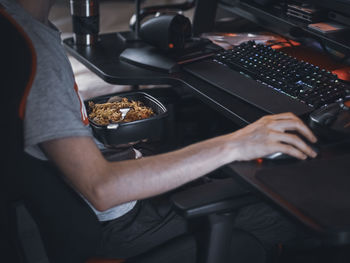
[85,91,168,145]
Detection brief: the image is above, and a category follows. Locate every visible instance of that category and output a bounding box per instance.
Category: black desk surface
[227,141,350,246]
[64,33,350,245]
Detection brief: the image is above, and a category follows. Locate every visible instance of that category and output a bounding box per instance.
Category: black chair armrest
[170,177,260,218]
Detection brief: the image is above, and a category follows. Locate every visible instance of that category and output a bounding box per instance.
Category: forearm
[97,134,238,210]
[41,134,238,211]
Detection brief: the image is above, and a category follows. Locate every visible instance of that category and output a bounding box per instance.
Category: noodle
[88,97,154,125]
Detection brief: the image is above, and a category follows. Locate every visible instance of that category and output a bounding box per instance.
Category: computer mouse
[264,143,319,160]
[263,136,320,160]
[264,152,295,160]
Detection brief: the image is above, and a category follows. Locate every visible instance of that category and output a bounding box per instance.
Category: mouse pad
[256,154,350,228]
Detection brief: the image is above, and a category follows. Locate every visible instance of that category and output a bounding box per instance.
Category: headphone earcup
[139,14,192,51]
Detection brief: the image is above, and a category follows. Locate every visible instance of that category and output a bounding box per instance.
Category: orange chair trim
[0,7,37,120]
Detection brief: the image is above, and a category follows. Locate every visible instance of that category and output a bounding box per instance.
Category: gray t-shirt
[2,0,136,221]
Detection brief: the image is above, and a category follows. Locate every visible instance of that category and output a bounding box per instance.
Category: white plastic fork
[119,108,130,121]
[107,108,130,130]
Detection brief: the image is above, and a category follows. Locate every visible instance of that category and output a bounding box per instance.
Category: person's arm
[41,112,317,211]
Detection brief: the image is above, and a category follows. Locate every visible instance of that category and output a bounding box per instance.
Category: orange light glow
[332,67,350,82]
[256,158,263,165]
[270,40,300,49]
[223,33,238,37]
[168,43,174,49]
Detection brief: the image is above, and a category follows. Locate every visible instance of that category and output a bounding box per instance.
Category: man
[2,0,318,260]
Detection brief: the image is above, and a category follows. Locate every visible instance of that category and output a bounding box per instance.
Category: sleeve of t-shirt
[23,49,92,160]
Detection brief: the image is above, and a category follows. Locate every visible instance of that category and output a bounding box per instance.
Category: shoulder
[2,1,66,65]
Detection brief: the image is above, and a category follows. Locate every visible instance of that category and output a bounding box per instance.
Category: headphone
[139,14,192,51]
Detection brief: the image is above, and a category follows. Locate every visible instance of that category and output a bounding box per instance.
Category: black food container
[85,91,168,145]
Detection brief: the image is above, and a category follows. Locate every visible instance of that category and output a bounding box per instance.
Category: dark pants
[96,197,188,259]
[96,196,303,260]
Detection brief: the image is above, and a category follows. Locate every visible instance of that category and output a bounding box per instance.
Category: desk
[226,142,350,246]
[64,33,350,246]
[63,33,267,126]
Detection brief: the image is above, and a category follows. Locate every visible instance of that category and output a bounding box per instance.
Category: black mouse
[264,152,295,160]
[263,131,320,160]
[264,143,319,160]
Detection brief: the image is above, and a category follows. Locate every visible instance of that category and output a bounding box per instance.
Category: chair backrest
[1,5,32,262]
[1,6,102,263]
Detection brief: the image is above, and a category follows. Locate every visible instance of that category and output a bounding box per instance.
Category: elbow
[88,185,112,212]
[77,165,130,212]
[86,177,129,212]
[91,200,110,213]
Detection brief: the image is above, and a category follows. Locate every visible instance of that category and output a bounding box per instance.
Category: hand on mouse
[224,112,318,161]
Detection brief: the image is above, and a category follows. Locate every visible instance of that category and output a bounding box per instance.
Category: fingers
[268,119,317,143]
[262,113,317,143]
[270,143,308,160]
[271,131,318,158]
[239,113,319,161]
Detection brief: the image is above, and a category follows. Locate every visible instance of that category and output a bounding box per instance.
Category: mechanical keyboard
[183,41,350,116]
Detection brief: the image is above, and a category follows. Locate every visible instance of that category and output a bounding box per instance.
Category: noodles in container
[85,92,168,145]
[88,97,155,125]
